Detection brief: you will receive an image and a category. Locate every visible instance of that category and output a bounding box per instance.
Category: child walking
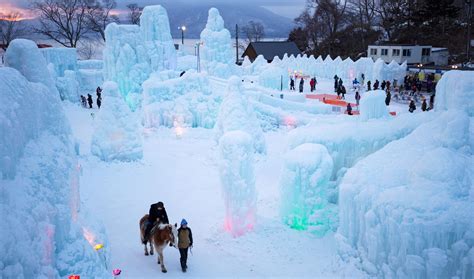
[178,219,193,272]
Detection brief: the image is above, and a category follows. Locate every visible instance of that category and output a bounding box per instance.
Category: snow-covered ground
[65,103,365,277]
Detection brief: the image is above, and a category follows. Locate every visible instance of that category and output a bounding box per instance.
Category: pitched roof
[245,41,301,60]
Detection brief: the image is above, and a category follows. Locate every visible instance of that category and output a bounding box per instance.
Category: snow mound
[142,72,221,129]
[91,81,143,161]
[280,143,337,236]
[5,39,60,98]
[219,130,257,237]
[215,76,266,153]
[359,90,390,121]
[337,110,473,278]
[0,67,107,277]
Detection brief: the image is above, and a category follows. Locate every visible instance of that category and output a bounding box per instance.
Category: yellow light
[94,244,104,251]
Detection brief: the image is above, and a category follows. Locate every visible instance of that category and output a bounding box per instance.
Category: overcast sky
[0,0,307,19]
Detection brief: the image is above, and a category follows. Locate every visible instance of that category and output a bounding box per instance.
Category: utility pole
[467,0,472,66]
[235,24,239,65]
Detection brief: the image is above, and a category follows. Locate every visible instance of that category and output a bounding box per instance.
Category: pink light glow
[43,225,55,266]
[82,227,97,247]
[283,115,297,128]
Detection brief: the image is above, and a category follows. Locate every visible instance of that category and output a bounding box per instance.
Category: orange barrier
[306,94,338,101]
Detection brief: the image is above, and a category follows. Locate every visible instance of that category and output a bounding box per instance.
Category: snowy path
[64,103,357,278]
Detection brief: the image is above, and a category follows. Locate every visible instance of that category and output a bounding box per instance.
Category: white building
[368,44,448,66]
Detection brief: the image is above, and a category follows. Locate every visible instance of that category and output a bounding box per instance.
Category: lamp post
[466,0,472,66]
[179,25,186,45]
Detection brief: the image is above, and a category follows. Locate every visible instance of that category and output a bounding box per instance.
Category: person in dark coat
[80,95,87,107]
[178,219,193,272]
[340,85,346,100]
[96,86,102,96]
[385,91,391,106]
[334,75,339,92]
[347,103,353,115]
[421,99,427,111]
[290,77,295,90]
[338,78,343,89]
[336,85,342,98]
[373,80,379,90]
[381,80,386,91]
[87,94,93,108]
[386,80,391,91]
[367,80,371,91]
[355,91,361,106]
[299,78,304,93]
[409,100,416,113]
[144,201,170,242]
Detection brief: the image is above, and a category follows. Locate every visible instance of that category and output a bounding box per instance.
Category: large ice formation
[219,130,257,237]
[337,71,474,278]
[91,81,143,161]
[78,60,104,93]
[359,90,390,121]
[280,143,336,236]
[4,39,60,98]
[143,72,221,129]
[215,76,266,153]
[41,47,78,77]
[200,8,235,78]
[140,5,177,72]
[258,65,288,90]
[103,5,176,98]
[0,67,107,277]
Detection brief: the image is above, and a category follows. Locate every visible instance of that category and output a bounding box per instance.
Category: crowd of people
[289,76,318,93]
[81,86,102,109]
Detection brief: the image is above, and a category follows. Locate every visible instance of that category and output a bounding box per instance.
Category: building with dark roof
[242,41,301,63]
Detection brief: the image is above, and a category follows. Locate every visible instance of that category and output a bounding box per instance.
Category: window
[402,49,412,57]
[370,48,378,55]
[392,49,400,56]
[381,49,388,56]
[422,48,431,56]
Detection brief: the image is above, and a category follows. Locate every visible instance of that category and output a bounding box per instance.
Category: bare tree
[242,21,265,42]
[0,12,28,50]
[32,0,91,48]
[126,3,142,25]
[77,38,99,59]
[86,0,119,41]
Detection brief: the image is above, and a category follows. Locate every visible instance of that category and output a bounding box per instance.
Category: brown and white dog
[139,214,178,273]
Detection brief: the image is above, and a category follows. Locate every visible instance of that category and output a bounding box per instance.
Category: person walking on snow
[340,85,346,100]
[299,78,304,93]
[144,201,169,243]
[409,100,416,113]
[178,219,193,273]
[385,91,391,106]
[355,91,361,106]
[421,99,427,111]
[334,75,339,92]
[87,94,93,109]
[310,78,315,92]
[367,80,371,91]
[290,77,295,90]
[381,80,386,91]
[347,103,353,115]
[80,95,87,107]
[373,80,379,90]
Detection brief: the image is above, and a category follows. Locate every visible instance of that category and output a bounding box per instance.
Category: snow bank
[280,143,337,236]
[337,111,473,278]
[359,90,390,121]
[0,67,107,277]
[91,81,143,161]
[143,72,221,129]
[4,39,60,98]
[215,77,266,153]
[200,8,236,78]
[40,47,78,77]
[219,130,257,237]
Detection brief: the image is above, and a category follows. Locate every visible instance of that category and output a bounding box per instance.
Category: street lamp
[179,25,186,45]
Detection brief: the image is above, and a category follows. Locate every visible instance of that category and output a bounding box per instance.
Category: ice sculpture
[103,5,176,98]
[280,143,336,236]
[91,81,143,161]
[337,71,474,278]
[0,67,108,277]
[40,47,78,77]
[200,8,235,78]
[215,76,266,153]
[219,130,257,237]
[142,72,221,129]
[4,39,60,98]
[258,65,288,90]
[359,90,390,121]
